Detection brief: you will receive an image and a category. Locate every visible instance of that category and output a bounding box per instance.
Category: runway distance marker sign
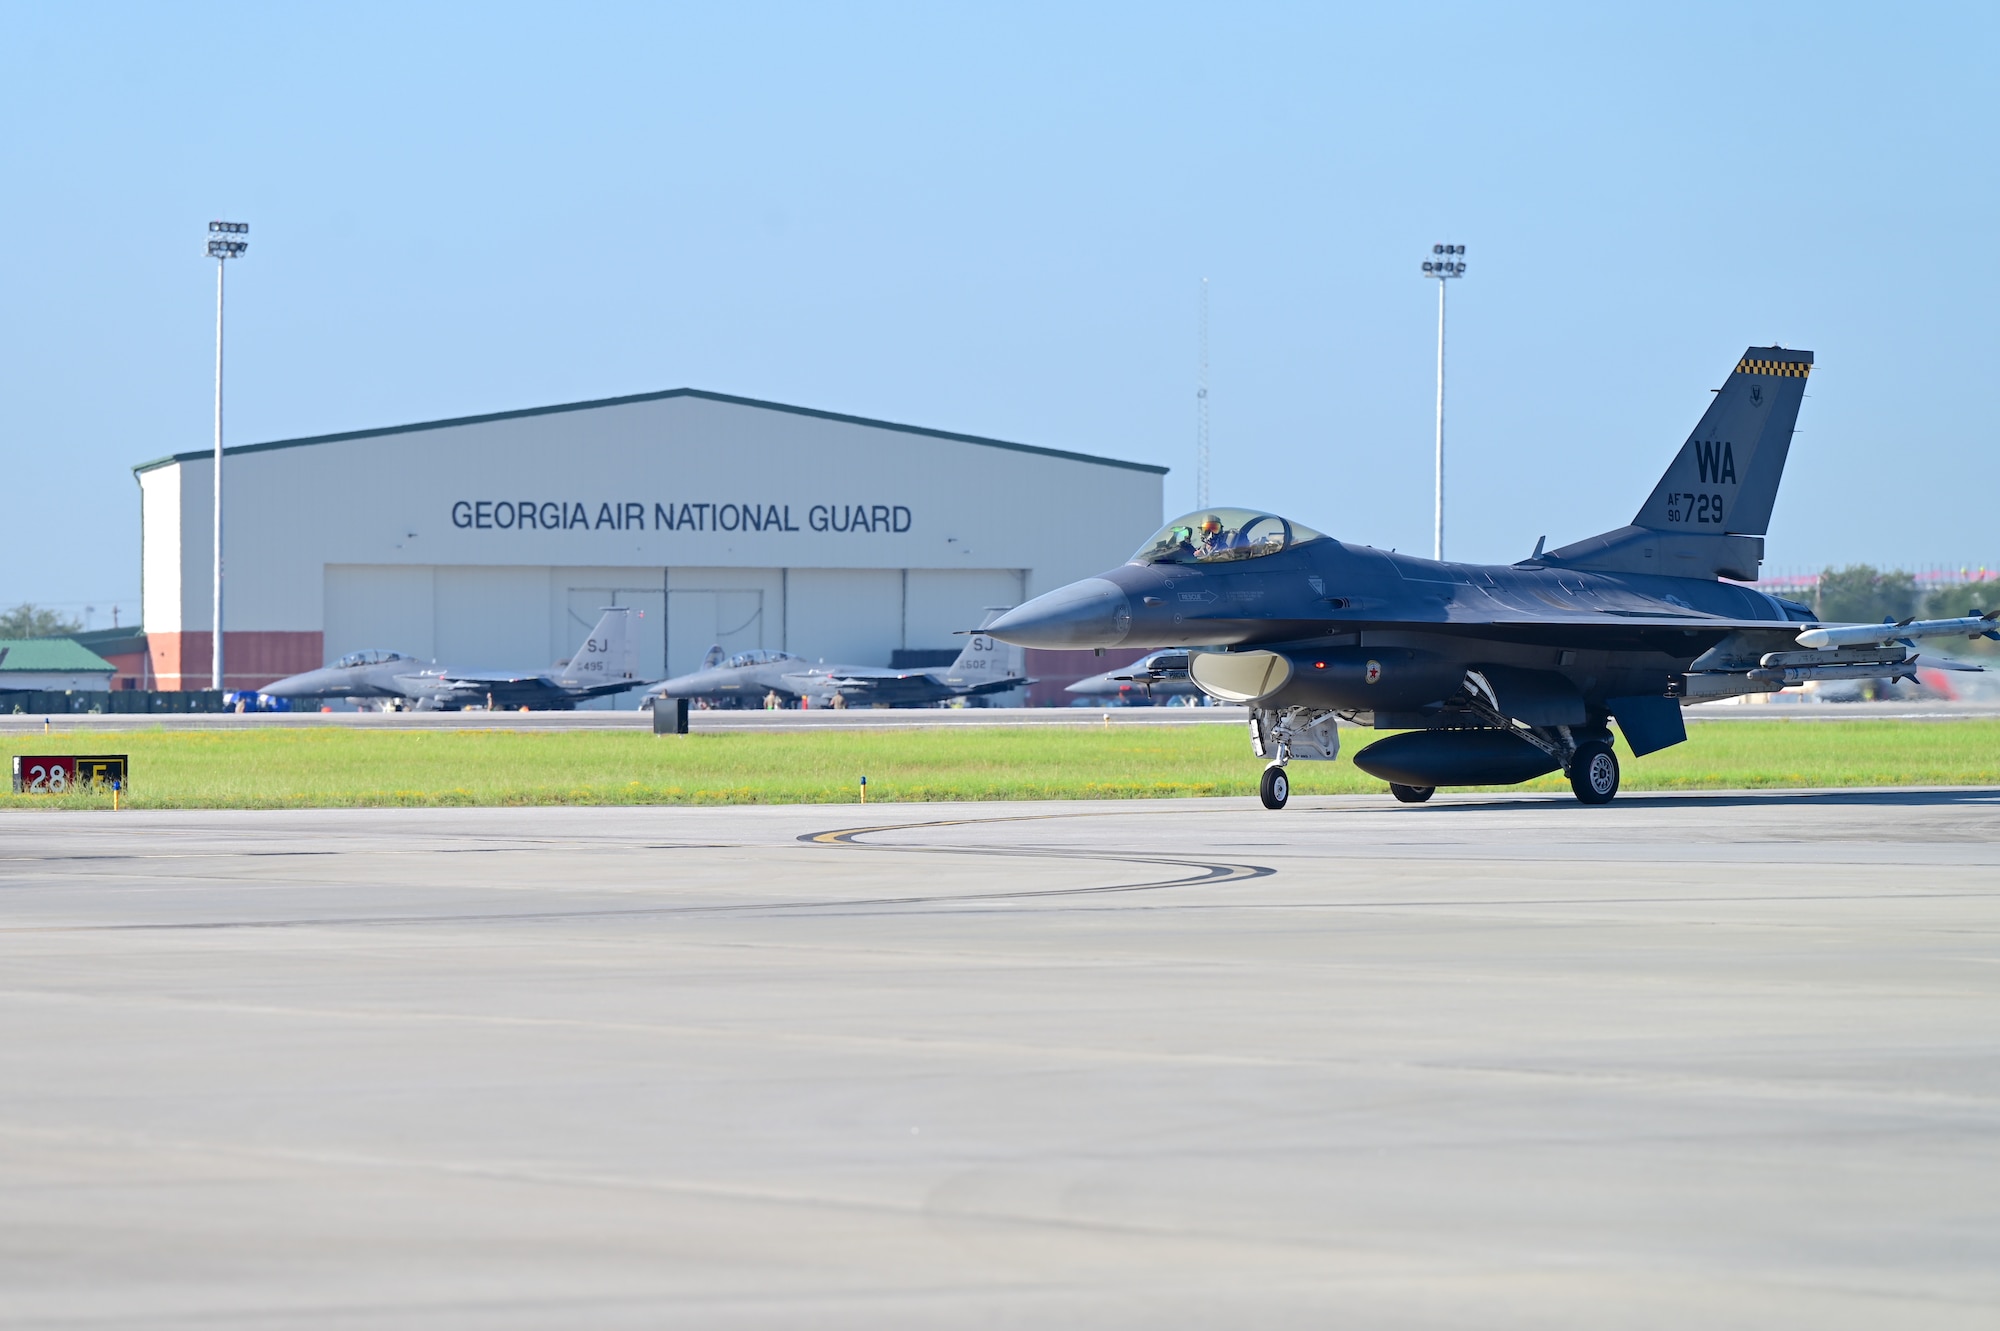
[12,755,128,794]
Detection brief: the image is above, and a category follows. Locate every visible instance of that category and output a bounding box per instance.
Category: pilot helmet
[1200,515,1222,535]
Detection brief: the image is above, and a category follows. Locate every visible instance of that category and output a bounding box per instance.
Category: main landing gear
[1389,783,1435,804]
[1567,739,1620,804]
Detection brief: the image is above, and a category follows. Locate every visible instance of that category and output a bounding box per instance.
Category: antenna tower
[1196,277,1210,509]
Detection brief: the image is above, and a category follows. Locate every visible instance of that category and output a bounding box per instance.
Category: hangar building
[134,389,1165,699]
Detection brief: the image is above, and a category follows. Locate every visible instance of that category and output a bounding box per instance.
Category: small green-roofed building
[0,639,116,692]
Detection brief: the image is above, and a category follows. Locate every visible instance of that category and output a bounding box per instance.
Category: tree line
[1811,566,1995,625]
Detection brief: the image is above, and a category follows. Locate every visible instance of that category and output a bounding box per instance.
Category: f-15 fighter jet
[638,611,1032,709]
[261,608,644,710]
[1065,649,1202,703]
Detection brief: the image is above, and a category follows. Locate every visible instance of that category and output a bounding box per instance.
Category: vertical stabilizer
[1633,347,1811,536]
[562,608,637,684]
[943,608,1025,684]
[1545,346,1811,581]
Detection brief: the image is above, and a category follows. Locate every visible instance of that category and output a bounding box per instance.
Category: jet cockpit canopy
[1130,509,1324,566]
[334,649,413,668]
[725,649,800,669]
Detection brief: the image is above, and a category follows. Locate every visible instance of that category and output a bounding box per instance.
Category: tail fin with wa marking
[1544,346,1811,581]
[1632,346,1811,537]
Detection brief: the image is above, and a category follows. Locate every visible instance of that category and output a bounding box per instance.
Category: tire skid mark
[1,816,1270,934]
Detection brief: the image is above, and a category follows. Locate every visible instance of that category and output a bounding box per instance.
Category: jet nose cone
[260,669,330,697]
[985,578,1133,649]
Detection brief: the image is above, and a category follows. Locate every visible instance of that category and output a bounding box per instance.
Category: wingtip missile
[1796,613,2000,650]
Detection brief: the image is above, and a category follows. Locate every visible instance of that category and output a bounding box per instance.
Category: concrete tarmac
[3,789,1999,1327]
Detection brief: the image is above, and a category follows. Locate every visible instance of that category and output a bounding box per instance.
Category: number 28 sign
[12,755,129,794]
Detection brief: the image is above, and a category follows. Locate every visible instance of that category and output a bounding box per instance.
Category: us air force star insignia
[1364,659,1382,684]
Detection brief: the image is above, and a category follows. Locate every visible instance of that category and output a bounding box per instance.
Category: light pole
[206,221,248,692]
[1196,277,1210,510]
[1420,243,1465,561]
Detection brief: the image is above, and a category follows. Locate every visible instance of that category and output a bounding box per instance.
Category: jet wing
[410,671,562,707]
[430,670,552,686]
[779,667,1031,706]
[783,668,949,705]
[947,675,1039,697]
[558,678,649,699]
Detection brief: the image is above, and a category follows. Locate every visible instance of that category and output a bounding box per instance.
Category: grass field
[2,720,1997,810]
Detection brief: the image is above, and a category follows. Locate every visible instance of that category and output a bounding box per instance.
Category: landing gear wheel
[1259,765,1290,810]
[1568,740,1620,804]
[1389,783,1435,804]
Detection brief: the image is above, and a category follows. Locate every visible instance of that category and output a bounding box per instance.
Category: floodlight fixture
[206,220,250,261]
[1420,243,1466,278]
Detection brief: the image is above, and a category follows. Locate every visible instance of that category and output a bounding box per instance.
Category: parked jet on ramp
[639,611,1032,708]
[262,609,644,710]
[984,346,1989,807]
[1066,649,1201,703]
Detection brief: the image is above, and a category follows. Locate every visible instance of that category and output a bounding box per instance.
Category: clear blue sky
[5,2,1995,626]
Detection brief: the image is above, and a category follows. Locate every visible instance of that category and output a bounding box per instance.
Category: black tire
[1568,740,1620,804]
[1259,765,1290,810]
[1389,783,1435,804]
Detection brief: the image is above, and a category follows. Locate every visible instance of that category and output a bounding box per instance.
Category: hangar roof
[132,387,1168,477]
[0,639,116,673]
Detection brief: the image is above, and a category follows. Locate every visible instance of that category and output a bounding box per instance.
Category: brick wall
[148,631,323,692]
[1023,647,1150,707]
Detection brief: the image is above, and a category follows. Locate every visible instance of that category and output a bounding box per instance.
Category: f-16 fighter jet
[639,611,1032,709]
[984,346,1991,808]
[1066,649,1201,703]
[262,608,644,710]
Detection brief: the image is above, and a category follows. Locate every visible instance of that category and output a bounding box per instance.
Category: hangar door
[326,565,564,671]
[665,590,765,678]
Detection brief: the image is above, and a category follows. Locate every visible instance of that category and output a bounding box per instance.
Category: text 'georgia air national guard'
[986,347,1996,808]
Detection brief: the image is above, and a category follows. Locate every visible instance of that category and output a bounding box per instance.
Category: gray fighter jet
[636,647,808,709]
[639,611,1032,709]
[1066,649,1201,703]
[260,648,422,704]
[986,346,1992,808]
[262,608,644,710]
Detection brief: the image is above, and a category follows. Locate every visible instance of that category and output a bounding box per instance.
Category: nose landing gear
[1247,706,1341,811]
[1259,764,1290,810]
